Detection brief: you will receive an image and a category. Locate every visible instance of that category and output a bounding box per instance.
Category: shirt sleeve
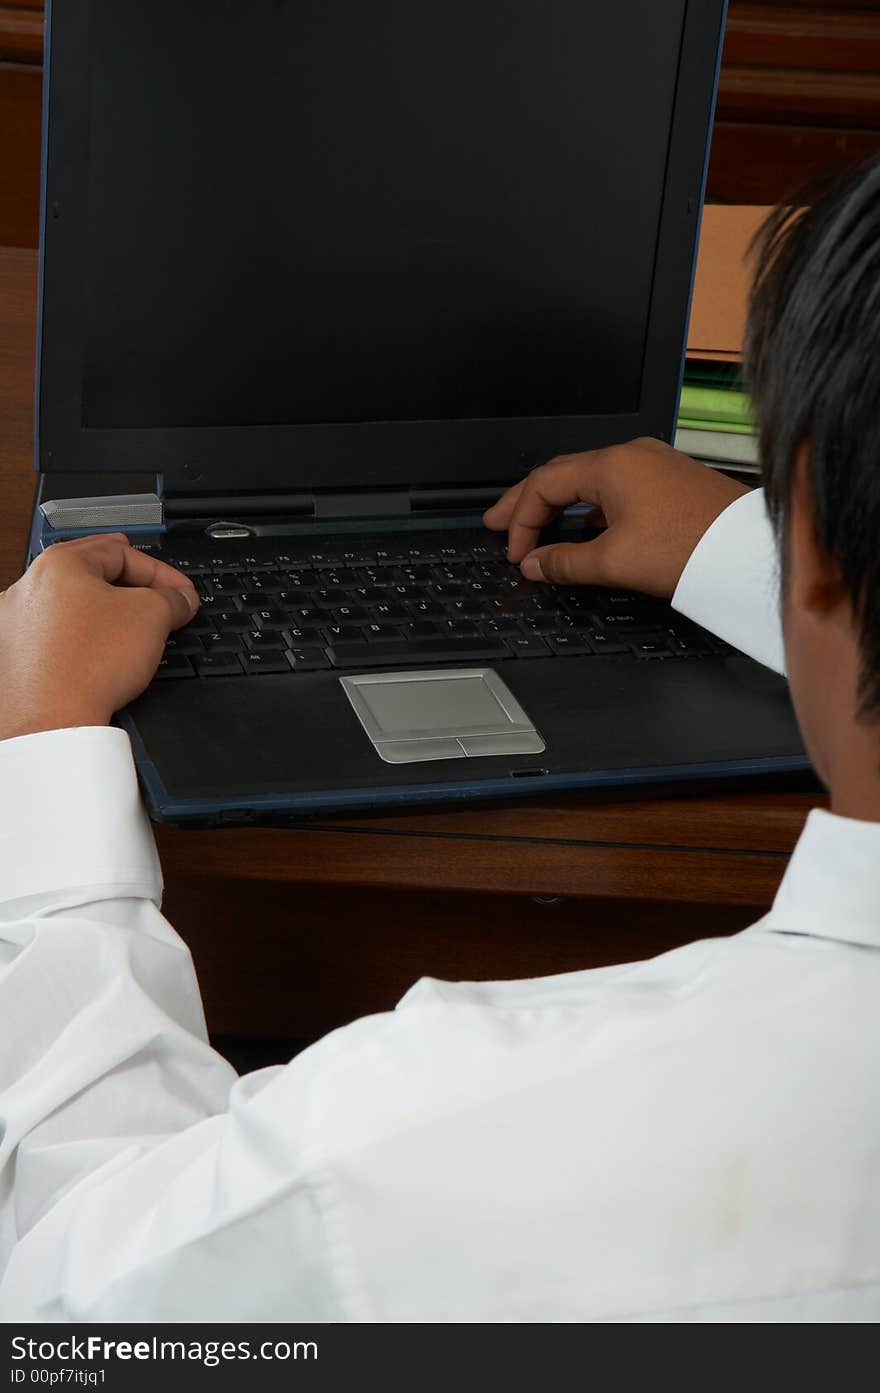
[0,726,358,1321]
[671,486,786,676]
[0,727,240,1307]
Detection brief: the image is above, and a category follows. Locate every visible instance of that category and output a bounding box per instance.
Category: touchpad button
[339,668,546,764]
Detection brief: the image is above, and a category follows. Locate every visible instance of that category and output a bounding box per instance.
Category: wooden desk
[0,246,822,1040]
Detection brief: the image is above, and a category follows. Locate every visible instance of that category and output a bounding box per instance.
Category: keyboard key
[490,596,528,616]
[327,637,509,668]
[408,600,447,620]
[194,592,223,612]
[588,630,630,655]
[213,610,251,631]
[548,633,594,656]
[240,652,291,674]
[667,629,713,656]
[594,612,658,632]
[252,609,290,631]
[238,591,279,607]
[277,589,314,607]
[364,623,406,643]
[481,618,522,637]
[402,620,442,639]
[243,631,287,651]
[284,606,323,625]
[603,592,662,610]
[313,588,349,606]
[283,626,323,645]
[631,638,672,659]
[371,603,408,621]
[522,614,568,634]
[287,646,331,671]
[331,605,369,622]
[154,654,196,679]
[526,595,564,614]
[324,623,365,642]
[194,655,244,677]
[432,565,469,584]
[507,634,551,658]
[242,573,282,592]
[501,576,542,595]
[431,582,468,600]
[354,572,393,588]
[441,619,481,637]
[204,572,246,591]
[397,564,434,583]
[202,631,246,653]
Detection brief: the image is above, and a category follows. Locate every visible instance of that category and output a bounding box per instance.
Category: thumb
[520,536,614,586]
[152,583,199,633]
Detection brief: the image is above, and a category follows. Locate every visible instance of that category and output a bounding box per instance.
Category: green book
[677,415,755,437]
[682,362,741,389]
[678,384,754,427]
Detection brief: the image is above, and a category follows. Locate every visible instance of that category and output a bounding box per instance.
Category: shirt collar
[763,807,880,949]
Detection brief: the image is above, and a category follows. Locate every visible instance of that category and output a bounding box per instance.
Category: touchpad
[339,668,546,764]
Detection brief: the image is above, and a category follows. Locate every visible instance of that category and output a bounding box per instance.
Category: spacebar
[327,638,510,668]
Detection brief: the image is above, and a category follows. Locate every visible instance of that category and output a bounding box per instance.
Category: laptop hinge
[313,490,409,519]
[162,483,505,521]
[164,492,314,519]
[410,485,504,513]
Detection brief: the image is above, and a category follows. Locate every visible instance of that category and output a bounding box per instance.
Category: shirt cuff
[671,487,786,675]
[0,726,162,915]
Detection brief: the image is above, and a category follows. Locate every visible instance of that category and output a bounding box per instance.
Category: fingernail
[521,555,544,581]
[183,587,198,614]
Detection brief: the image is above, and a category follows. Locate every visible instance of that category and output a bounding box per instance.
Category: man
[1,158,879,1322]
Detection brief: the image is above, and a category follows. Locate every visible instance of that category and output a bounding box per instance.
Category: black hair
[744,154,880,717]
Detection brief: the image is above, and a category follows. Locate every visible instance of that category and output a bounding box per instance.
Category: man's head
[745,156,880,802]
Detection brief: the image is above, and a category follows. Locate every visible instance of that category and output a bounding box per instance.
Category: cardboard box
[686,205,769,363]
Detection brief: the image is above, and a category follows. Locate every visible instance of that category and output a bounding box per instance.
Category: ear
[788,441,848,616]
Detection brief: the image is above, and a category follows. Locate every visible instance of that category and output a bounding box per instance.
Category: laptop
[29,0,809,824]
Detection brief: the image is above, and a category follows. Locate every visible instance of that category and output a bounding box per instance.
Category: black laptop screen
[80,0,687,432]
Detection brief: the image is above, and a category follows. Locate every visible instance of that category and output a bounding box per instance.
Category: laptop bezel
[35,0,728,495]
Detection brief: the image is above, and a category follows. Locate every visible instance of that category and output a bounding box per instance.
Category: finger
[70,534,200,601]
[483,479,527,530]
[56,531,131,548]
[149,583,199,633]
[520,536,613,586]
[506,456,604,562]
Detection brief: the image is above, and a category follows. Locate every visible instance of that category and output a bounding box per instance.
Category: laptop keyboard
[135,533,734,679]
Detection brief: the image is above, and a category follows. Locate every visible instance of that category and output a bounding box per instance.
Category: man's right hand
[483,437,750,599]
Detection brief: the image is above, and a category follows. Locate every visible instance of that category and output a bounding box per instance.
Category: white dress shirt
[2,488,879,1323]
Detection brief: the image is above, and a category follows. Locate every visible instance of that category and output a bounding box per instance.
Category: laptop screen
[79,0,687,434]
